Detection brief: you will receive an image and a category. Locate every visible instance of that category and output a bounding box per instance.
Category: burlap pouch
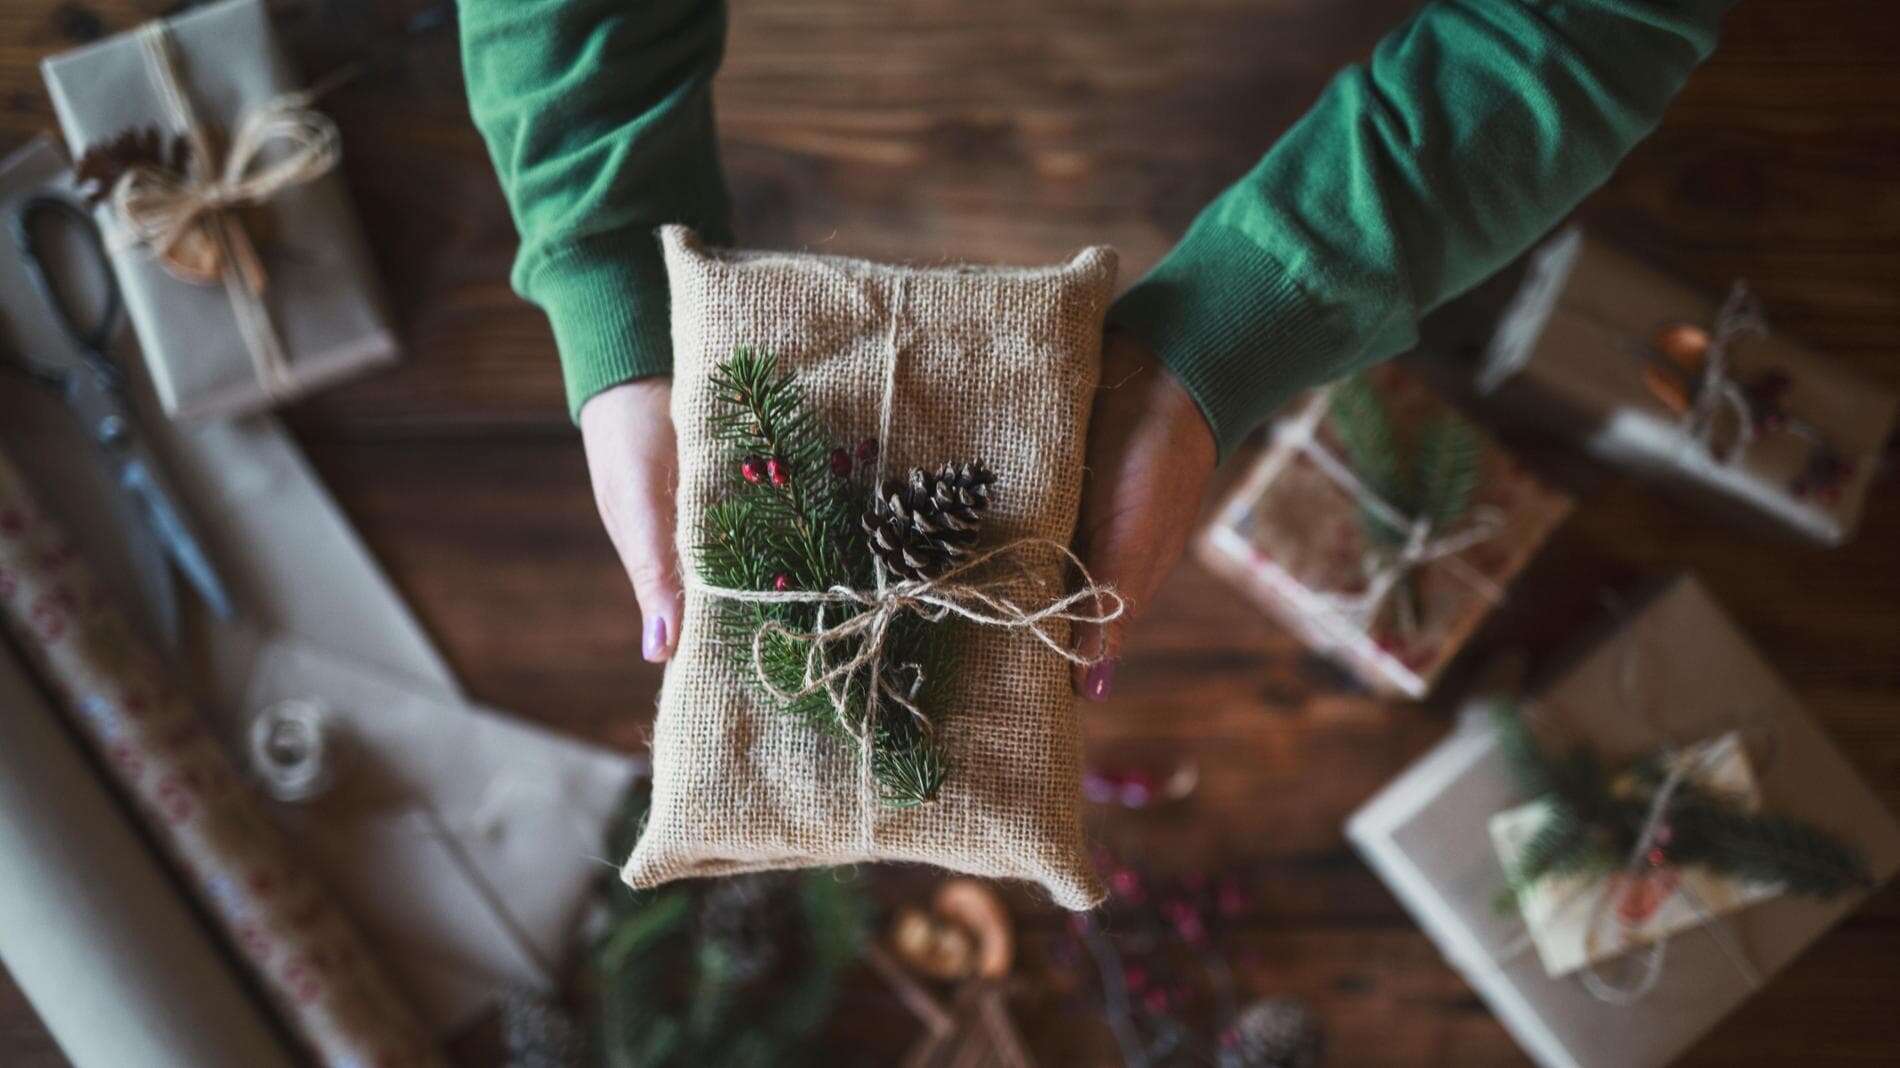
[623,227,1116,909]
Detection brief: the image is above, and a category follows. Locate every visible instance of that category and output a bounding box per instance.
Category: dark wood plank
[4,0,1900,1064]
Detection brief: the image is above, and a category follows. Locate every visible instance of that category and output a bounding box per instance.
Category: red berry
[1110,867,1145,903]
[855,437,879,462]
[828,447,852,477]
[773,573,792,592]
[1646,847,1668,868]
[1122,964,1149,992]
[740,456,765,484]
[767,455,791,487]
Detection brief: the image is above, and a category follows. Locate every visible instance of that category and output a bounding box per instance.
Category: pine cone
[1218,998,1324,1068]
[74,126,191,205]
[860,462,996,581]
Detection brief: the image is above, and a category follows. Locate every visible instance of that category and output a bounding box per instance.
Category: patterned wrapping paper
[0,447,441,1068]
[1347,576,1900,1068]
[1479,227,1895,545]
[1197,365,1573,698]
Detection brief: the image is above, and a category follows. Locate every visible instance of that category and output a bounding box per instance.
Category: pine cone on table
[860,462,997,582]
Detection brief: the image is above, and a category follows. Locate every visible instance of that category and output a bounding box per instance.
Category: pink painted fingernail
[642,614,670,662]
[1084,659,1117,702]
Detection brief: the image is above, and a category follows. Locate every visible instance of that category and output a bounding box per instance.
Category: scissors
[6,192,235,631]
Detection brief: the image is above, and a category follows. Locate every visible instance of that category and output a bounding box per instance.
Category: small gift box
[1196,365,1572,698]
[41,0,399,421]
[1488,731,1782,979]
[629,228,1121,909]
[1347,576,1900,1068]
[1479,227,1895,545]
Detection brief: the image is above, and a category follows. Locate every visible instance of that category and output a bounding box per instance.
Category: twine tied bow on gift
[688,279,1124,838]
[1643,283,1768,467]
[96,22,344,398]
[1270,396,1506,640]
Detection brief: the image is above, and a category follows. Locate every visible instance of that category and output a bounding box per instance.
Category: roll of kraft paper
[0,642,297,1068]
[0,448,442,1068]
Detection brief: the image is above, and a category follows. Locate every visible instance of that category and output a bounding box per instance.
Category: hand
[579,378,683,663]
[1069,330,1219,700]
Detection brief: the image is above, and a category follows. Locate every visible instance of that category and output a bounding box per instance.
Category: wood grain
[3,0,1899,1064]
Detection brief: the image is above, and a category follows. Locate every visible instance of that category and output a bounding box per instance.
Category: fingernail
[642,614,670,662]
[1084,659,1117,702]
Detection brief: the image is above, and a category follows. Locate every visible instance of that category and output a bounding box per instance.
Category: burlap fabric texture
[623,227,1117,909]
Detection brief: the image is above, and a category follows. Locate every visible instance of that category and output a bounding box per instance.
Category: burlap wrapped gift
[624,228,1117,909]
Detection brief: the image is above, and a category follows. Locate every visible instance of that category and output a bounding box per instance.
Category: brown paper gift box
[41,0,398,421]
[1480,227,1894,545]
[1197,365,1572,698]
[1347,575,1900,1068]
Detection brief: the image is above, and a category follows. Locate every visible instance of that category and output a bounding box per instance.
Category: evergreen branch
[1490,703,1873,906]
[1326,375,1408,539]
[1664,787,1875,897]
[1414,416,1482,530]
[696,348,956,806]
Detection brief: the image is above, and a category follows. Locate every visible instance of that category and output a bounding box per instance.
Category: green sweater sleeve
[461,0,733,418]
[1112,0,1735,456]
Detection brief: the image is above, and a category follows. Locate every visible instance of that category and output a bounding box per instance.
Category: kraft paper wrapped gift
[1197,366,1572,699]
[1347,576,1900,1068]
[1479,227,1895,545]
[42,0,399,421]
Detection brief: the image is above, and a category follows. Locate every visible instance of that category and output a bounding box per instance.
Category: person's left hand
[1068,329,1219,700]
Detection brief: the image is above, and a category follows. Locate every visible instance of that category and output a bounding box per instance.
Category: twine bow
[1272,399,1505,639]
[98,22,343,397]
[691,537,1123,748]
[1675,283,1768,467]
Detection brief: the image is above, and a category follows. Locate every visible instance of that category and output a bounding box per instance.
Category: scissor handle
[10,194,124,380]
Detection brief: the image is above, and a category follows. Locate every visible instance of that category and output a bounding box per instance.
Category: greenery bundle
[696,347,958,807]
[1325,374,1482,634]
[1491,703,1874,903]
[586,784,868,1068]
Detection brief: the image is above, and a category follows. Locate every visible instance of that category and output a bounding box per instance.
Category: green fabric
[461,0,734,417]
[461,0,1732,440]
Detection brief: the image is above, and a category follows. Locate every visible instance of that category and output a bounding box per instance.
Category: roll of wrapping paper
[0,447,443,1068]
[0,640,298,1068]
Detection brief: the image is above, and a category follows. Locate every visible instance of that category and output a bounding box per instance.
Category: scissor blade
[118,453,236,621]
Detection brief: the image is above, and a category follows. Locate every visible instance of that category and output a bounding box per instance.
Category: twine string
[1679,283,1768,467]
[104,22,343,397]
[1272,398,1507,636]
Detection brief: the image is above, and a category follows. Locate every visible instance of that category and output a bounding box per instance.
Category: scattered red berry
[1645,847,1668,867]
[828,447,852,477]
[740,456,766,484]
[773,573,792,592]
[1122,964,1149,992]
[855,437,879,463]
[1109,867,1146,904]
[767,455,791,487]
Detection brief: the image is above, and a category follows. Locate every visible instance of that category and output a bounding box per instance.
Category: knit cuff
[522,229,675,421]
[1110,228,1343,459]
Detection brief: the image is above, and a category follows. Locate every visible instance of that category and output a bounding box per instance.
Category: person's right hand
[579,379,683,663]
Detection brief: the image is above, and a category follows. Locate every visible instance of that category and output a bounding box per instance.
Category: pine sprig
[1324,374,1484,634]
[1413,417,1482,530]
[697,348,953,807]
[1491,703,1873,906]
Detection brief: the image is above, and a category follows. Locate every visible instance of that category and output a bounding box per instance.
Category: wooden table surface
[4,0,1899,1065]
